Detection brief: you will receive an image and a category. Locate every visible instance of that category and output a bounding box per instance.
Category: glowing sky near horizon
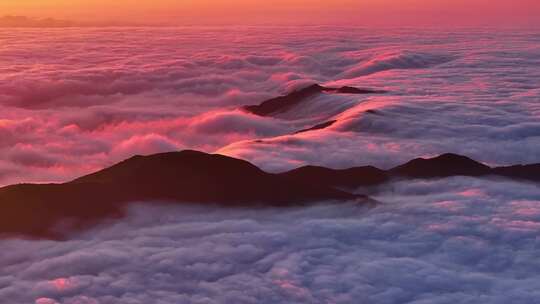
[1,0,540,25]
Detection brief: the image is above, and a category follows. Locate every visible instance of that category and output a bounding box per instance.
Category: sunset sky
[1,0,540,26]
[1,0,540,302]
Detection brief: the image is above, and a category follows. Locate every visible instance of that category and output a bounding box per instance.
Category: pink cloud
[0,26,539,186]
[457,188,487,198]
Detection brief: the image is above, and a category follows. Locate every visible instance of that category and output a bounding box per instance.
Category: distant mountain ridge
[0,15,75,28]
[243,84,386,116]
[390,153,492,178]
[282,153,540,189]
[0,151,539,239]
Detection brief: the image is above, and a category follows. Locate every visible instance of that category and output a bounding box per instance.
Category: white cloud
[0,177,539,303]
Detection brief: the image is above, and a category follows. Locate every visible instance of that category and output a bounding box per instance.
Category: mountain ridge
[1,151,539,239]
[0,150,362,239]
[281,153,540,187]
[243,84,386,116]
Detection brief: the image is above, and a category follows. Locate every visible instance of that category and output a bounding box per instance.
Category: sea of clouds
[1,26,540,303]
[1,176,539,303]
[1,27,539,184]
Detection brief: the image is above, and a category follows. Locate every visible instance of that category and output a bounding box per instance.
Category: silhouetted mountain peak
[329,86,386,94]
[243,83,385,116]
[72,150,262,184]
[303,83,325,92]
[0,150,361,238]
[391,153,491,178]
[1,150,538,239]
[294,120,337,134]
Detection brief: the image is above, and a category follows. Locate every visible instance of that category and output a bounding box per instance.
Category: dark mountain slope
[491,164,540,182]
[390,153,492,178]
[0,150,360,238]
[71,150,358,204]
[243,84,385,116]
[280,165,389,189]
[280,153,540,190]
[1,150,539,239]
[294,120,337,134]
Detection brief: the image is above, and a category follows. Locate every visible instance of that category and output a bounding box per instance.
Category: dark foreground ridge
[243,84,386,116]
[1,151,539,239]
[0,151,361,239]
[280,153,540,189]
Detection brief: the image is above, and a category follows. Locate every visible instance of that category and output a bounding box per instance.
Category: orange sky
[1,0,539,26]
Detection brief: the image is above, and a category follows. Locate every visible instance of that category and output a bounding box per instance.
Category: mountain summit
[0,150,360,238]
[0,150,538,239]
[243,84,385,116]
[390,153,492,178]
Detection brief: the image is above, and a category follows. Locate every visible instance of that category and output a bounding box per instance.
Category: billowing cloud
[0,177,539,303]
[0,27,539,185]
[340,51,456,78]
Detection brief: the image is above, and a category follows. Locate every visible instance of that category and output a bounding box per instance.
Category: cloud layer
[1,27,539,184]
[1,23,539,304]
[1,176,539,303]
[219,30,540,172]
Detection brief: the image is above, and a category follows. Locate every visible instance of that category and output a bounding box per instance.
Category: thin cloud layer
[0,177,539,303]
[0,16,75,28]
